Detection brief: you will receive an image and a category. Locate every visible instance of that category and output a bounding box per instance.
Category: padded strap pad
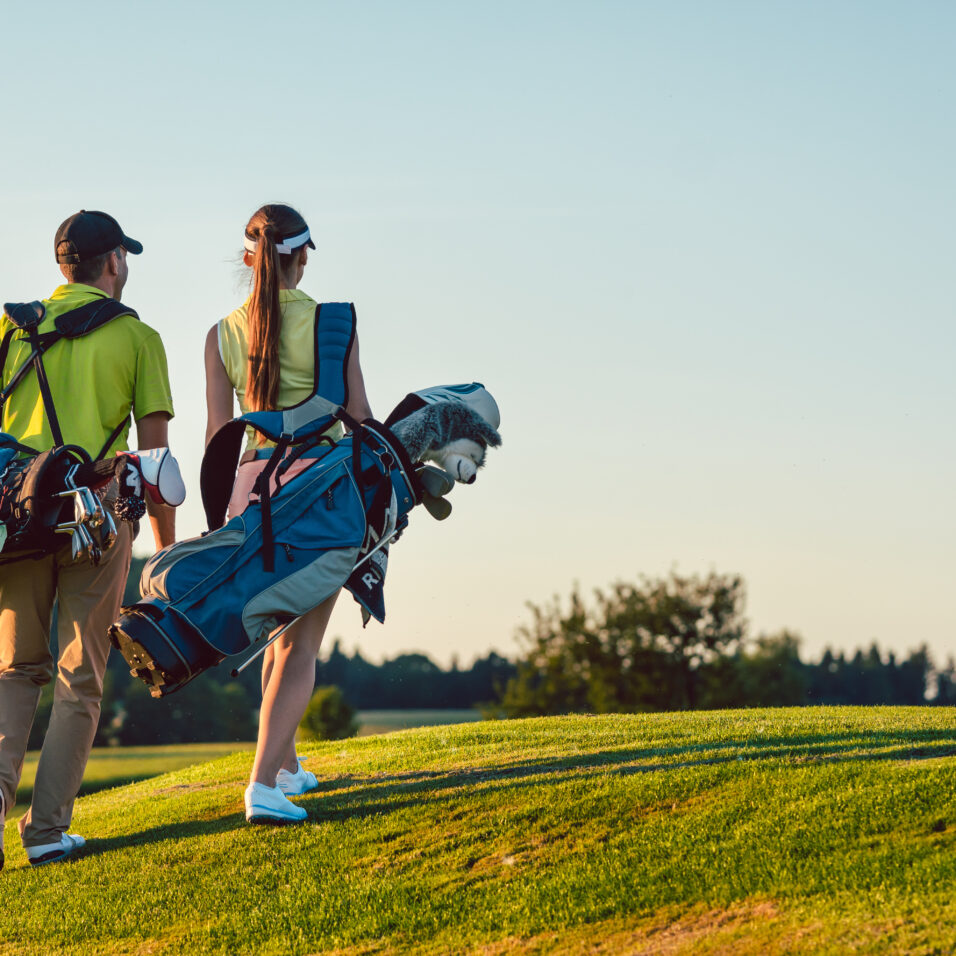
[54,298,138,337]
[2,301,46,331]
[313,302,354,409]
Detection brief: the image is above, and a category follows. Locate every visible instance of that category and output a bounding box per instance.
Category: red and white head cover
[118,448,186,506]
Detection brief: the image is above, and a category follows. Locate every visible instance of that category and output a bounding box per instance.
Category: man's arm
[135,411,176,551]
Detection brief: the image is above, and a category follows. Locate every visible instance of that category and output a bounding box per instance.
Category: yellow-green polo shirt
[0,284,174,458]
[218,289,344,450]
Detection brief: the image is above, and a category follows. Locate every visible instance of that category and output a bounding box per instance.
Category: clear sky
[2,1,953,669]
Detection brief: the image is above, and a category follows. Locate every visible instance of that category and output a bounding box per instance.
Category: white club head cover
[426,438,486,484]
[120,448,186,506]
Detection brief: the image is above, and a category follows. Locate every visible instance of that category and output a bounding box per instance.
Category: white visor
[243,228,312,255]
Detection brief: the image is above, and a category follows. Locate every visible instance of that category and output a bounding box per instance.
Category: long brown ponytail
[244,203,311,412]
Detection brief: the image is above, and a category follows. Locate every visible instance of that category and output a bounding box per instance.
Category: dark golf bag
[0,298,148,565]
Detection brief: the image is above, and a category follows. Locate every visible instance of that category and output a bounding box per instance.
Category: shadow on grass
[2,809,249,873]
[299,727,956,821]
[13,774,173,813]
[35,725,953,866]
[5,811,250,871]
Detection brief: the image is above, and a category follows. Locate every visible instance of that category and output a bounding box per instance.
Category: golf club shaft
[230,620,294,677]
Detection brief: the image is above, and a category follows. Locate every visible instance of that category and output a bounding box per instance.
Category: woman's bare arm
[205,324,235,447]
[345,333,373,423]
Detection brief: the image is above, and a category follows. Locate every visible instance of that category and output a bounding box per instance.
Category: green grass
[10,743,257,822]
[355,708,481,736]
[1,707,954,955]
[11,711,478,816]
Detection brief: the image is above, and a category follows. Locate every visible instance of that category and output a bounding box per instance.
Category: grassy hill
[1,707,953,955]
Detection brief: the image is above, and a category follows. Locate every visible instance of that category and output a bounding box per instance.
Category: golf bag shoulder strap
[0,327,18,388]
[1,297,139,448]
[3,301,47,332]
[2,297,135,339]
[1,297,138,409]
[54,298,138,337]
[1,300,64,443]
[235,302,355,443]
[0,431,41,458]
[200,302,357,530]
[313,301,354,409]
[95,412,132,461]
[0,302,47,397]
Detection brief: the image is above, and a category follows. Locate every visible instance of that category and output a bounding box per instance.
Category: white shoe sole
[29,848,73,866]
[27,834,86,867]
[244,783,307,825]
[246,807,306,825]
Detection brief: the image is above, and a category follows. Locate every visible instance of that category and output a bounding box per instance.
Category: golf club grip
[72,457,122,489]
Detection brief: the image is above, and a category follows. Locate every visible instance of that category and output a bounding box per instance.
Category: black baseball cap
[54,210,143,264]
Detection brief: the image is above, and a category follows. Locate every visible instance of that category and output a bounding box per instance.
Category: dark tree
[499,571,747,715]
[299,685,358,741]
[700,631,808,708]
[934,657,956,705]
[118,674,257,745]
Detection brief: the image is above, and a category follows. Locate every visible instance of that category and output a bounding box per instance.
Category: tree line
[496,572,954,716]
[27,563,950,748]
[29,636,515,749]
[30,548,516,746]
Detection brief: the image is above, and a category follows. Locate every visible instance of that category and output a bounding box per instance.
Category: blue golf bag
[109,303,426,697]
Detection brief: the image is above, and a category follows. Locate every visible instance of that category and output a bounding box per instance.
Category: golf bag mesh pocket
[242,545,361,642]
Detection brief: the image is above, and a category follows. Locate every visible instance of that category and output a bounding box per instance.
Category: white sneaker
[276,759,318,796]
[244,783,307,824]
[26,833,86,867]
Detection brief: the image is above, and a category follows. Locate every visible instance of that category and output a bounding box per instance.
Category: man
[0,210,175,869]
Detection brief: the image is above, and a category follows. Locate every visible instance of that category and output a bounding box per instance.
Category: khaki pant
[0,521,131,848]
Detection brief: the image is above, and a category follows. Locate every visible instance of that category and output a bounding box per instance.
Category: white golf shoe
[244,783,308,825]
[276,759,318,796]
[26,833,86,866]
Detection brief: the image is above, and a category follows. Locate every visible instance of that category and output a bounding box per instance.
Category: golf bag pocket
[0,439,132,566]
[0,447,73,561]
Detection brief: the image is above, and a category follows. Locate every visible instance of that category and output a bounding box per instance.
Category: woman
[204,203,372,824]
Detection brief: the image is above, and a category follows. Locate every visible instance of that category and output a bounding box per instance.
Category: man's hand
[135,412,176,551]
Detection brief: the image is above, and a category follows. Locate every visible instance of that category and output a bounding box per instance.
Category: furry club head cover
[387,383,501,520]
[391,399,501,484]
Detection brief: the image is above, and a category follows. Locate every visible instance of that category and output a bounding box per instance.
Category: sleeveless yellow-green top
[218,289,345,449]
